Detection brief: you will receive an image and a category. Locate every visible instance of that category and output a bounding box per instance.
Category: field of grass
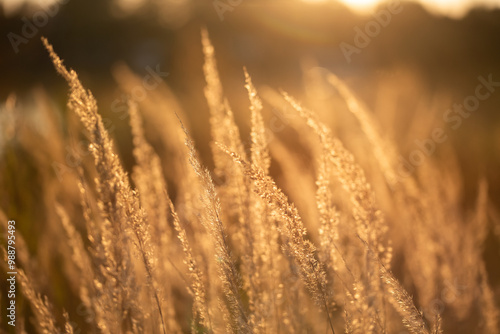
[0,28,499,334]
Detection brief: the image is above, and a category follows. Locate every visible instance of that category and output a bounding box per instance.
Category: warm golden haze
[0,30,498,333]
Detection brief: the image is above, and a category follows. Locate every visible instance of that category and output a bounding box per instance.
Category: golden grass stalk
[281,92,396,333]
[245,67,270,174]
[431,314,443,334]
[316,148,340,273]
[63,311,75,334]
[202,29,247,166]
[201,31,250,256]
[42,37,150,333]
[55,204,94,314]
[180,119,251,333]
[129,100,170,246]
[478,263,499,334]
[380,265,429,334]
[17,268,61,334]
[220,145,336,333]
[129,100,179,333]
[282,92,391,266]
[244,68,280,332]
[168,197,213,333]
[325,72,398,187]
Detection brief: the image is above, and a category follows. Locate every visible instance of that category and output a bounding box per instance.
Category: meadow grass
[0,31,498,334]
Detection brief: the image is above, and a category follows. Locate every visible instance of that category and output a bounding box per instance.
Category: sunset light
[302,0,500,18]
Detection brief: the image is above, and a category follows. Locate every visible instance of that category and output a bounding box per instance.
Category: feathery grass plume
[418,164,492,323]
[281,92,392,332]
[431,314,443,334]
[345,308,355,334]
[265,139,317,332]
[245,67,270,174]
[281,92,390,264]
[128,100,180,333]
[42,37,144,332]
[321,73,442,296]
[269,137,319,228]
[326,71,469,322]
[478,263,499,334]
[326,73,457,320]
[244,117,287,331]
[73,172,113,333]
[316,147,340,274]
[392,184,439,310]
[202,28,259,331]
[252,85,323,227]
[358,227,428,334]
[282,91,390,332]
[179,119,251,333]
[129,100,170,247]
[168,197,213,333]
[244,68,281,332]
[126,188,167,334]
[220,145,336,333]
[325,72,398,187]
[473,179,489,248]
[380,265,429,334]
[55,204,94,314]
[111,62,190,193]
[111,63,211,284]
[201,29,249,227]
[126,101,171,334]
[16,267,61,334]
[201,28,247,164]
[63,311,75,334]
[201,40,254,320]
[201,37,253,318]
[325,73,450,326]
[471,181,499,334]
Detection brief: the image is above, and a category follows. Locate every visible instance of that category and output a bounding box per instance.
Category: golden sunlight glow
[2,0,500,18]
[338,0,379,12]
[302,0,500,18]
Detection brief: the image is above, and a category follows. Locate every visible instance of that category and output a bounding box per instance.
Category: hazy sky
[2,0,500,18]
